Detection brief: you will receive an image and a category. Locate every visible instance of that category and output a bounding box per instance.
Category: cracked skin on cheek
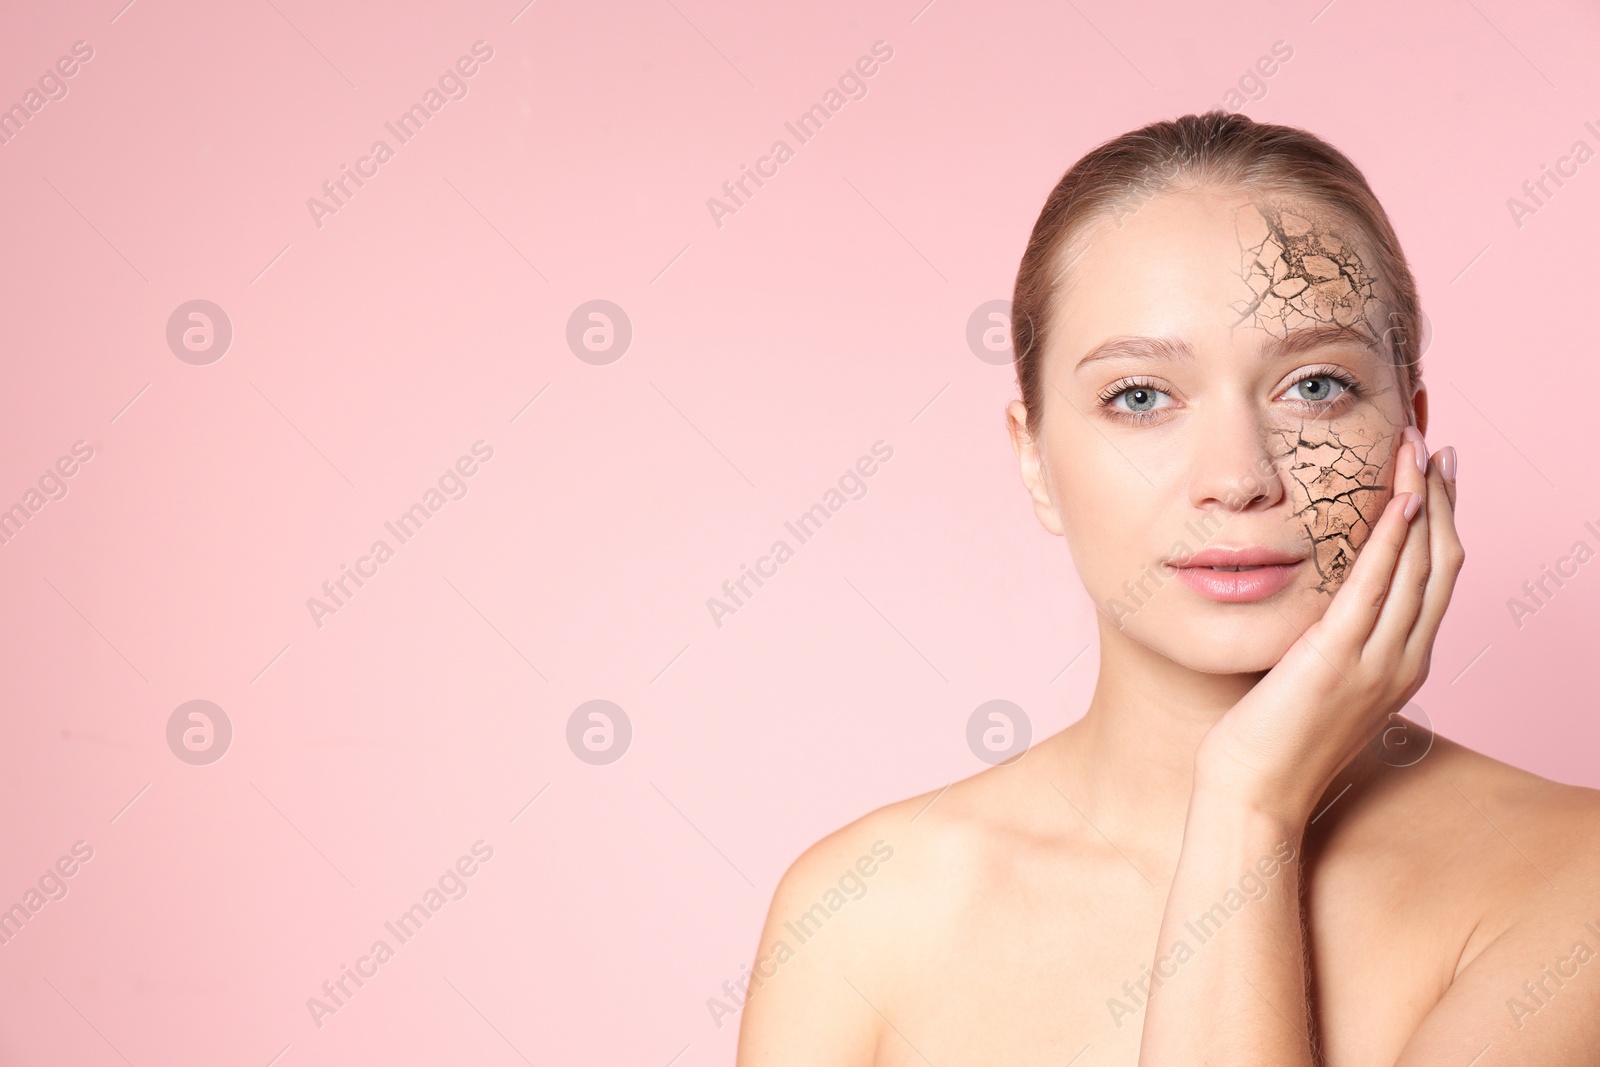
[1271,420,1395,595]
[1231,199,1404,595]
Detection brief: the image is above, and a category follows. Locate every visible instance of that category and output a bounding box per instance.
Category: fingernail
[1402,492,1422,521]
[1439,445,1457,482]
[1403,426,1428,473]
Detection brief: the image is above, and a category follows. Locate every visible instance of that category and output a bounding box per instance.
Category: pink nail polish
[1402,492,1422,521]
[1403,426,1428,474]
[1439,445,1457,482]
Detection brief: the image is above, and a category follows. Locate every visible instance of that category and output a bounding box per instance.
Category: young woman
[736,112,1600,1064]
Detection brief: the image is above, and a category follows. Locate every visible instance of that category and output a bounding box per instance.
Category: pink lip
[1173,546,1303,568]
[1169,561,1301,603]
[1165,545,1305,603]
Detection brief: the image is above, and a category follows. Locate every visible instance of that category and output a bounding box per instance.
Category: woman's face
[1009,186,1425,673]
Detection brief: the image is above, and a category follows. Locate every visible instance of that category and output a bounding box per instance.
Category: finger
[1369,431,1434,653]
[1436,445,1458,510]
[1317,485,1417,654]
[1406,454,1466,659]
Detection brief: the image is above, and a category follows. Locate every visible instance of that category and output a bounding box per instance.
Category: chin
[1129,606,1303,674]
[1174,633,1289,674]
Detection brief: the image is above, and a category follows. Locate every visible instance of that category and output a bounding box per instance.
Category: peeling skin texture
[1233,199,1406,596]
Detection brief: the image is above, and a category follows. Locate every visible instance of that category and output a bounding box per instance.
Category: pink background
[2,0,1597,1062]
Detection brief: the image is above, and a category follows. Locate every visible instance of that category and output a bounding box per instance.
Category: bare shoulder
[1352,733,1600,1056]
[1444,733,1600,891]
[1394,731,1600,866]
[735,763,1034,1065]
[1355,729,1600,958]
[751,767,1024,972]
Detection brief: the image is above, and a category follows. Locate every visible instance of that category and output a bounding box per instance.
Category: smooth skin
[736,188,1600,1065]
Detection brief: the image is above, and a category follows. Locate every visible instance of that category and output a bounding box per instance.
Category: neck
[1041,617,1265,856]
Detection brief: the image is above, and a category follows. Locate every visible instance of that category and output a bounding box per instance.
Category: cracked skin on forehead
[1231,198,1404,596]
[1232,198,1381,338]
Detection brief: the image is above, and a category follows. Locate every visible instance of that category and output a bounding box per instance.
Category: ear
[1005,400,1065,537]
[1411,382,1429,438]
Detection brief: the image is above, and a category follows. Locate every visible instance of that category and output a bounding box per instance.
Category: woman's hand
[1193,427,1464,826]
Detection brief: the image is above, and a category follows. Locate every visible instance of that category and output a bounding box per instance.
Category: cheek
[1275,420,1400,592]
[1048,443,1153,580]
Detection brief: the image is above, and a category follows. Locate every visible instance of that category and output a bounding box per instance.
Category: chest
[865,862,1466,1066]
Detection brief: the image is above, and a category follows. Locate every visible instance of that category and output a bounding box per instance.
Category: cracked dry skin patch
[1231,199,1404,596]
[1232,200,1384,341]
[1270,420,1396,594]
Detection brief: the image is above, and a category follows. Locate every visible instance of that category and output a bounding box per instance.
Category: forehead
[1048,188,1385,354]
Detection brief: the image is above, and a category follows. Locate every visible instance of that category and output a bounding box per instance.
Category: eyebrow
[1073,323,1379,372]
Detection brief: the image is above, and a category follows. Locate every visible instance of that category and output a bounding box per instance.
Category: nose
[1186,405,1286,513]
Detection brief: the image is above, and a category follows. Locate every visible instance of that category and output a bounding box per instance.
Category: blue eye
[1121,387,1161,411]
[1105,383,1173,415]
[1281,374,1352,404]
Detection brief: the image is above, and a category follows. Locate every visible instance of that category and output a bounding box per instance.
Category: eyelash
[1096,366,1363,425]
